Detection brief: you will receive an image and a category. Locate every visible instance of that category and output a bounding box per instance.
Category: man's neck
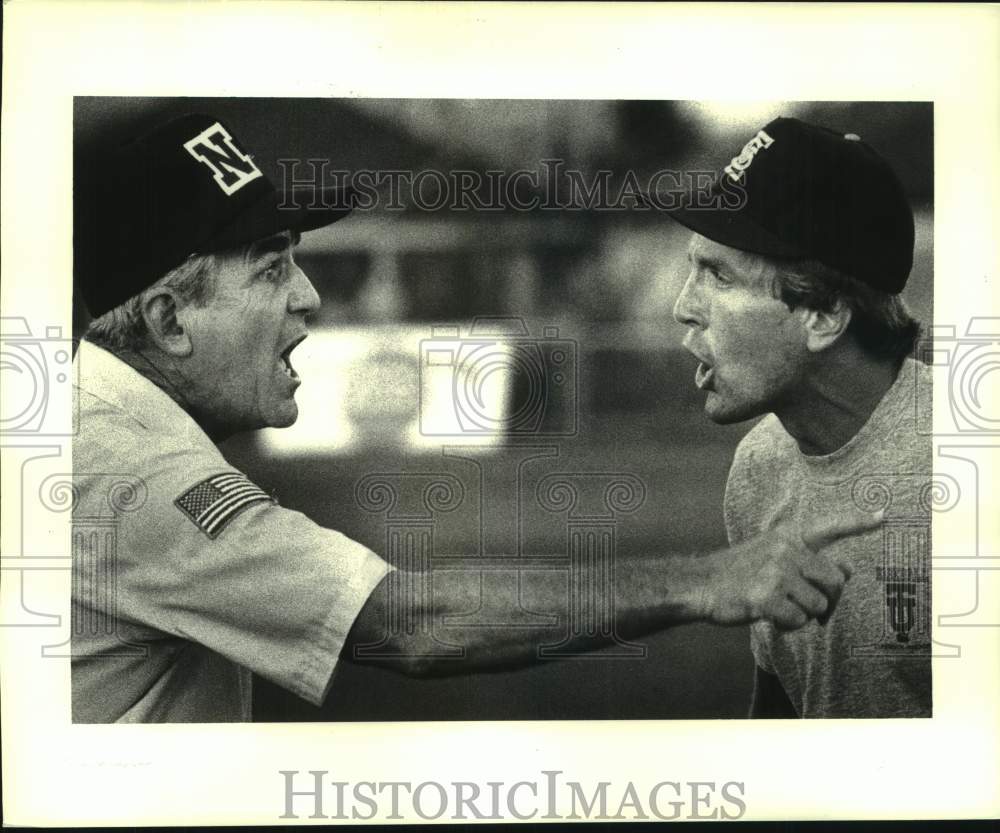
[104,343,191,410]
[98,341,233,443]
[775,349,902,457]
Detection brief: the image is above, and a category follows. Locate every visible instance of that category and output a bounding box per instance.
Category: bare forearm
[342,508,871,679]
[345,552,714,677]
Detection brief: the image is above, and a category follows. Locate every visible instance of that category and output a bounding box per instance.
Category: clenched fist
[700,512,883,630]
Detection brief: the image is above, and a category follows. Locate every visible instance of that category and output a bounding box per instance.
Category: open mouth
[681,335,716,392]
[279,335,307,381]
[695,361,716,391]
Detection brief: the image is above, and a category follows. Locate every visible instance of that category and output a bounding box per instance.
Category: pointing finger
[802,510,883,552]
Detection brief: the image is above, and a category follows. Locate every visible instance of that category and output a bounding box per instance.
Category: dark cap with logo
[76,113,354,318]
[662,116,914,294]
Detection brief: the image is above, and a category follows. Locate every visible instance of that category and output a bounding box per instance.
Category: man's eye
[262,261,286,282]
[710,268,733,285]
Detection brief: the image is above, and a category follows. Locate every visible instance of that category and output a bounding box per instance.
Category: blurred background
[75,98,933,721]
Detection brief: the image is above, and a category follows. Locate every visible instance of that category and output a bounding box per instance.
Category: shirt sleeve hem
[291,545,394,707]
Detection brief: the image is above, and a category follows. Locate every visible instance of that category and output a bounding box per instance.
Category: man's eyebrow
[687,249,728,272]
[248,232,295,262]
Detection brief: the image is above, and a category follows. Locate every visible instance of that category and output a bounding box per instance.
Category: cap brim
[640,191,807,260]
[202,185,354,254]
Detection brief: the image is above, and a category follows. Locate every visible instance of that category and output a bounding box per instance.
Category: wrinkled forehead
[244,229,300,263]
[686,233,775,287]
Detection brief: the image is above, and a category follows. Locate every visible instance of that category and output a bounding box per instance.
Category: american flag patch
[174,472,274,539]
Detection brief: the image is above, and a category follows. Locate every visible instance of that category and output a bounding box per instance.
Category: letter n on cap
[183,122,263,196]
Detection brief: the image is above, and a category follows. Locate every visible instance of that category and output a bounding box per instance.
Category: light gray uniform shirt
[71,341,390,722]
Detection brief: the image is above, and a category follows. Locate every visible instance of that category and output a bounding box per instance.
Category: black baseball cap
[659,117,915,294]
[76,113,354,318]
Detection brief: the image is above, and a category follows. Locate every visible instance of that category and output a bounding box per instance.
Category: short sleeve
[74,458,391,707]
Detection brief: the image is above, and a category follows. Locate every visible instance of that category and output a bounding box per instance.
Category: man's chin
[267,401,299,429]
[703,394,756,426]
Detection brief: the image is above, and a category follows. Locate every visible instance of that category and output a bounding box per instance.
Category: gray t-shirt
[724,358,932,718]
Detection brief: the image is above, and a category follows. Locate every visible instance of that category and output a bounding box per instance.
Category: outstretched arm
[343,511,879,677]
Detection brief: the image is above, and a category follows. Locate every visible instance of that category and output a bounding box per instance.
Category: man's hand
[346,512,884,678]
[700,511,883,630]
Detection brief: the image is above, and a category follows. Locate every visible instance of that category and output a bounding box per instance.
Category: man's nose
[288,265,321,315]
[672,273,705,328]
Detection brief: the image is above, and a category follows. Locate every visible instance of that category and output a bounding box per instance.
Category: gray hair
[84,254,218,352]
[84,231,299,352]
[766,257,921,362]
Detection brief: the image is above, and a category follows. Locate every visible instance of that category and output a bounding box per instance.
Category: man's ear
[141,288,192,357]
[802,301,852,354]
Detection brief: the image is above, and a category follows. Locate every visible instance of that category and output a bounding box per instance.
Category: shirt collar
[797,357,917,470]
[74,340,216,449]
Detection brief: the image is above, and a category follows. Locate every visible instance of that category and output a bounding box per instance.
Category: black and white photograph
[2,2,998,827]
[70,96,935,724]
